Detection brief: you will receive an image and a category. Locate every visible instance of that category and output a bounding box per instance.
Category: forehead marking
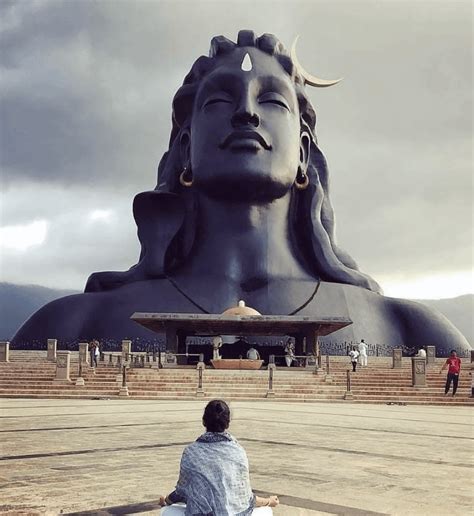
[241,53,252,72]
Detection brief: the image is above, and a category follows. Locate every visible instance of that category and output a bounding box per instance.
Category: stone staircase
[126,368,346,401]
[0,351,119,398]
[309,356,473,404]
[0,351,472,404]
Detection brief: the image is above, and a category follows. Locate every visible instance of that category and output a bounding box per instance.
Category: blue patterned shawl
[173,431,255,516]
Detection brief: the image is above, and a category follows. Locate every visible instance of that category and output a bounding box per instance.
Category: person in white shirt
[358,339,368,367]
[247,347,260,360]
[284,339,295,367]
[349,347,360,372]
[417,348,427,358]
[212,336,223,360]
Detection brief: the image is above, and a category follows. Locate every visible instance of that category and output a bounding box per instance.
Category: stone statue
[13,31,470,356]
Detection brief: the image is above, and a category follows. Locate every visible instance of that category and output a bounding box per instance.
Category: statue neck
[180,192,312,286]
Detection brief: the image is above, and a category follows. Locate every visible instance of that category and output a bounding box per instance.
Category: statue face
[188,48,304,201]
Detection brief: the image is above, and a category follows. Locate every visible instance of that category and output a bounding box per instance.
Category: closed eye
[258,93,290,111]
[204,97,233,107]
[261,99,288,108]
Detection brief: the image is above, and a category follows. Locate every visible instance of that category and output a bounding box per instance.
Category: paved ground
[0,399,472,516]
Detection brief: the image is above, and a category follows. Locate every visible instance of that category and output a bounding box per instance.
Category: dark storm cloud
[0,0,472,293]
[0,0,179,189]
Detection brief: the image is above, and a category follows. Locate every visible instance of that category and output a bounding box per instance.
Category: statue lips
[218,130,271,151]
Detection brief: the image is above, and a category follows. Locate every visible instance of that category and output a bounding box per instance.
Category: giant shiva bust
[13,31,470,355]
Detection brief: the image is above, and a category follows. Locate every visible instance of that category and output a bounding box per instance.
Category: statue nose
[231,109,260,128]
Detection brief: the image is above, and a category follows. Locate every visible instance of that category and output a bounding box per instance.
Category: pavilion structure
[131,309,352,362]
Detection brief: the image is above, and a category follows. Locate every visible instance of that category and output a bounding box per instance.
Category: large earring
[179,166,193,187]
[295,168,309,190]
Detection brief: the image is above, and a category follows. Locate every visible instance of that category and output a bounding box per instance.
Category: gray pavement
[0,399,473,515]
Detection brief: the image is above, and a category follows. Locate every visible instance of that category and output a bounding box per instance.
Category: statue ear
[299,131,311,174]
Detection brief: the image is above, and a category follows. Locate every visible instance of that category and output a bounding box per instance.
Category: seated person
[246,347,261,360]
[159,400,279,515]
[417,348,427,358]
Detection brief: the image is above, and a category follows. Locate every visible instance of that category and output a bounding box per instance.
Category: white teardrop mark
[241,53,252,71]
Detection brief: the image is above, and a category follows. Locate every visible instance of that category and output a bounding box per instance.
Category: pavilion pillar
[303,328,319,363]
[294,334,304,357]
[165,327,178,354]
[177,330,187,365]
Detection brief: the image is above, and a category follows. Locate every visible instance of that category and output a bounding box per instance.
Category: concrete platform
[0,398,472,515]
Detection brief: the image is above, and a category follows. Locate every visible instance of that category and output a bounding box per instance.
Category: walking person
[440,349,461,396]
[358,339,368,367]
[349,347,359,372]
[158,400,279,515]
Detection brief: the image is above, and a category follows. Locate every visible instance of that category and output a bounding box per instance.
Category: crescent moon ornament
[291,35,342,88]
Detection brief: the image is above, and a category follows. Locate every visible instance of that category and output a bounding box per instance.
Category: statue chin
[195,172,293,202]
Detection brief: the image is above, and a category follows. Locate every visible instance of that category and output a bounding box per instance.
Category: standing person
[246,347,260,360]
[358,339,368,367]
[212,336,223,360]
[158,400,279,515]
[440,350,461,396]
[89,339,98,368]
[94,340,100,365]
[284,339,295,367]
[349,347,359,372]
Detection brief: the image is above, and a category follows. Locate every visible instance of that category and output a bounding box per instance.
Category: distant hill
[0,282,472,344]
[0,282,80,340]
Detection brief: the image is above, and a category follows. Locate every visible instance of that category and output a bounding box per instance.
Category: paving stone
[1,398,473,514]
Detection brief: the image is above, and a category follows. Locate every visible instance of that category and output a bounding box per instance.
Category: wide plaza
[0,398,472,515]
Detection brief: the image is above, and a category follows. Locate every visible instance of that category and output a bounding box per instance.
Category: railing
[11,339,470,359]
[122,364,127,387]
[101,351,160,368]
[343,369,353,400]
[271,354,317,368]
[318,342,387,356]
[266,355,276,397]
[100,353,123,368]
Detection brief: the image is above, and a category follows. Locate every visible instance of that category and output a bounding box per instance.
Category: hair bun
[203,400,230,432]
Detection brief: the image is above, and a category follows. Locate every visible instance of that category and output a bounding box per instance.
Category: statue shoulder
[387,297,470,352]
[12,292,99,345]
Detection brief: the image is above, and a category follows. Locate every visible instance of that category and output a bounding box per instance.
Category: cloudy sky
[1,0,472,299]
